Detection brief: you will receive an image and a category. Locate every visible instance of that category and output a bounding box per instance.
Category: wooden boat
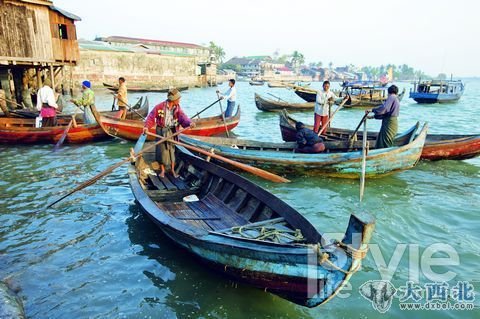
[267,81,287,88]
[0,107,110,145]
[99,106,241,141]
[409,79,465,103]
[130,142,375,306]
[280,110,480,161]
[255,93,314,112]
[105,85,189,93]
[180,122,427,178]
[294,85,406,108]
[249,80,265,86]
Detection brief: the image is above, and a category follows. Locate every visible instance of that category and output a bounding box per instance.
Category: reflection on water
[0,80,479,318]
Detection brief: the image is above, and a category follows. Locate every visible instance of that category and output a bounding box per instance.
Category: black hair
[119,77,125,82]
[295,121,305,130]
[323,80,330,86]
[229,79,236,85]
[388,85,399,95]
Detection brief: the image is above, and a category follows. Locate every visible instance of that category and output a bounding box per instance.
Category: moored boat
[254,93,314,112]
[279,110,480,160]
[105,84,189,93]
[0,108,110,145]
[99,106,241,141]
[267,81,288,88]
[130,142,375,307]
[293,86,317,102]
[409,79,465,103]
[180,122,427,178]
[249,80,265,86]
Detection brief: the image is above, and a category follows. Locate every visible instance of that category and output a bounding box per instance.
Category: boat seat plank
[202,194,249,228]
[156,201,213,231]
[166,172,190,190]
[148,174,167,190]
[147,189,199,202]
[159,175,178,191]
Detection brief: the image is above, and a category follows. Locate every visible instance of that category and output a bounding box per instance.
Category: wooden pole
[50,64,55,90]
[318,98,348,136]
[216,92,230,138]
[359,119,368,202]
[146,132,290,183]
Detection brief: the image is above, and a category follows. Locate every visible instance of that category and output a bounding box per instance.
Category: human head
[323,80,330,91]
[118,77,125,84]
[388,85,399,95]
[43,78,52,87]
[82,80,91,90]
[295,121,305,131]
[167,88,181,106]
[228,79,235,87]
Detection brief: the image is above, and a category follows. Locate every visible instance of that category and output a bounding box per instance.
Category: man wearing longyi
[143,88,194,178]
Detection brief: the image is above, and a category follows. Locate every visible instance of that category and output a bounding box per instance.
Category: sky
[55,0,480,77]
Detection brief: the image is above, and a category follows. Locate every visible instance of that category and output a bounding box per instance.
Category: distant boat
[409,79,465,103]
[103,82,189,93]
[254,93,314,112]
[249,80,265,86]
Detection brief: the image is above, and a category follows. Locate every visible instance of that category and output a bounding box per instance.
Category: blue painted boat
[129,144,375,307]
[409,79,465,103]
[180,123,428,178]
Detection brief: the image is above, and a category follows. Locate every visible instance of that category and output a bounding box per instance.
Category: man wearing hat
[295,121,325,153]
[71,80,96,124]
[143,88,195,178]
[36,78,58,127]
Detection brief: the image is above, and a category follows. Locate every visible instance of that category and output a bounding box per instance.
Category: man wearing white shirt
[36,78,58,127]
[314,81,345,133]
[216,79,236,117]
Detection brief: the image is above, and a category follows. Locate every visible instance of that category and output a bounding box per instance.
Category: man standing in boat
[314,81,346,133]
[36,78,58,127]
[142,88,195,178]
[71,80,96,124]
[366,84,400,148]
[114,77,128,119]
[216,79,236,117]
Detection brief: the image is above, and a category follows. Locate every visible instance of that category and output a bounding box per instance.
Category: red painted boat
[279,109,480,161]
[98,106,241,141]
[0,117,110,144]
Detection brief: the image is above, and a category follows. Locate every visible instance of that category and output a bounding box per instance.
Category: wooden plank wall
[49,9,79,62]
[0,1,53,60]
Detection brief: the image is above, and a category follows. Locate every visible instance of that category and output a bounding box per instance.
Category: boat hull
[279,110,480,161]
[180,125,427,178]
[100,107,240,141]
[254,93,314,112]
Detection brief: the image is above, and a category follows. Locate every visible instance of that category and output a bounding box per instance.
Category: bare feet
[159,170,165,178]
[172,171,180,178]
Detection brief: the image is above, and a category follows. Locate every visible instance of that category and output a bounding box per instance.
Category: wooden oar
[349,112,370,142]
[53,118,74,151]
[191,98,222,119]
[318,98,349,136]
[114,94,145,120]
[146,132,290,183]
[267,93,288,103]
[216,92,230,138]
[359,118,368,202]
[36,125,193,213]
[111,95,116,111]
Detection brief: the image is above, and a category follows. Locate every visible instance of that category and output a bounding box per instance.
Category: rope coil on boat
[312,241,369,275]
[230,224,305,243]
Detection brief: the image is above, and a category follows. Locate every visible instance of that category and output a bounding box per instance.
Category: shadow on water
[125,204,313,319]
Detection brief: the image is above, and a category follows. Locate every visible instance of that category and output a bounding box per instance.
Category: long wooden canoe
[254,93,314,112]
[130,143,375,306]
[99,106,241,141]
[280,110,480,161]
[294,87,406,108]
[105,84,189,93]
[0,109,110,145]
[180,122,427,178]
[249,80,265,86]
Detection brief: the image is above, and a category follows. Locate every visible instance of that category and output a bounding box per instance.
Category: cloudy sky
[55,0,479,76]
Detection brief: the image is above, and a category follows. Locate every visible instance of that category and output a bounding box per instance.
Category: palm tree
[328,62,333,69]
[209,41,225,64]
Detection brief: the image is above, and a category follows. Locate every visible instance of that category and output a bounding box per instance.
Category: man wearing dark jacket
[295,122,326,153]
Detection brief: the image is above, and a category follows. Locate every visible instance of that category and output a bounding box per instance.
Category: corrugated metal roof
[98,36,207,50]
[49,5,81,21]
[78,40,194,56]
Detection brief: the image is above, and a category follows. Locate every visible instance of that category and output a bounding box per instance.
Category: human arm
[177,108,192,128]
[296,130,307,147]
[370,95,395,119]
[143,104,158,133]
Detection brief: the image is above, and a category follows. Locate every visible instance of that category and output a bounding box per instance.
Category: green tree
[328,62,333,69]
[290,51,305,69]
[209,41,226,64]
[436,73,447,80]
[316,61,323,68]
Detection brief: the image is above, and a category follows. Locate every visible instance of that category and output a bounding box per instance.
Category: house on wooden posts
[0,0,80,110]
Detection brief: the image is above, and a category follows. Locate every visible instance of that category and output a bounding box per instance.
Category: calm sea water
[0,80,479,318]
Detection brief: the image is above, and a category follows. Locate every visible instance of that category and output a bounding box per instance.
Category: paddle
[113,94,145,120]
[190,98,222,118]
[349,112,370,142]
[267,93,288,103]
[111,95,116,111]
[318,98,349,136]
[145,132,290,183]
[53,118,74,151]
[35,125,193,212]
[216,92,230,138]
[359,118,368,202]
